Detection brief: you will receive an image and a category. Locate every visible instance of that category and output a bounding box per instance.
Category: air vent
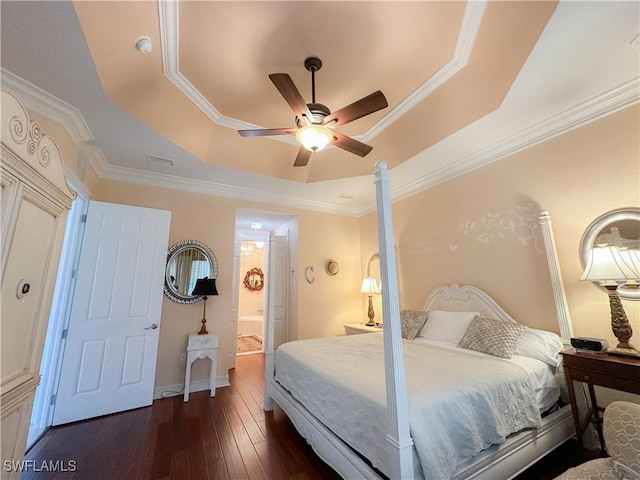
[147,155,174,166]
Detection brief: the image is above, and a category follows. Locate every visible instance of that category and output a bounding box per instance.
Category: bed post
[539,211,574,343]
[374,162,414,480]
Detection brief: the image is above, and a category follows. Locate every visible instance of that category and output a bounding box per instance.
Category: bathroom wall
[238,240,266,318]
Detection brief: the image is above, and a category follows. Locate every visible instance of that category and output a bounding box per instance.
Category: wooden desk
[561,349,640,450]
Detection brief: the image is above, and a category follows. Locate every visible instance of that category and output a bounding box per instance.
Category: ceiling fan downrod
[304,56,322,104]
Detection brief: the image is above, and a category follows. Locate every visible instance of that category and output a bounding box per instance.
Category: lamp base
[198,318,208,335]
[365,295,375,327]
[607,346,640,359]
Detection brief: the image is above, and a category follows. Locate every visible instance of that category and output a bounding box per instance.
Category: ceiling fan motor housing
[296,102,330,127]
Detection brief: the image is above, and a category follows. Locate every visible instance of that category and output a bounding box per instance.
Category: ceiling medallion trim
[366,0,487,140]
[157,0,486,143]
[157,0,296,146]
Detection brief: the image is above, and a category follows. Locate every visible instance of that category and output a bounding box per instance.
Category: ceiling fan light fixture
[296,124,334,152]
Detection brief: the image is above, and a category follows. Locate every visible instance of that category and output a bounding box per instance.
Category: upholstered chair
[555,401,640,480]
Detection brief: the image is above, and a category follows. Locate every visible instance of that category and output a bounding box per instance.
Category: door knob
[144,323,158,330]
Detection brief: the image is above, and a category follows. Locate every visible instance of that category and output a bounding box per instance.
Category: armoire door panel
[1,200,56,383]
[1,89,76,477]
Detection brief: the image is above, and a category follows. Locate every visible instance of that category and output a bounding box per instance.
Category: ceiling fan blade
[238,127,296,137]
[323,91,388,128]
[269,73,314,125]
[331,131,373,157]
[293,146,312,167]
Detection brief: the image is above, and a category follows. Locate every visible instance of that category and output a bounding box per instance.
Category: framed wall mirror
[580,207,640,301]
[164,240,219,304]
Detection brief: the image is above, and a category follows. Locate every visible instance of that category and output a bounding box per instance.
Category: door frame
[27,183,89,449]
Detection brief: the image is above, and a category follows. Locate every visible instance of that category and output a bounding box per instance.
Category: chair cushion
[604,401,640,480]
[555,458,618,480]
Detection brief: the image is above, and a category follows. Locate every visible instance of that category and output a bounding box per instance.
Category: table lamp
[360,277,381,327]
[580,245,640,357]
[192,277,219,335]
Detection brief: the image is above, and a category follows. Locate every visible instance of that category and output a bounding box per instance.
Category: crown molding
[379,77,640,214]
[5,67,637,220]
[157,0,486,144]
[95,162,361,217]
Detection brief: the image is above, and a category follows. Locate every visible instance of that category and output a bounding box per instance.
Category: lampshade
[360,277,380,295]
[191,277,219,296]
[295,124,334,152]
[580,246,639,282]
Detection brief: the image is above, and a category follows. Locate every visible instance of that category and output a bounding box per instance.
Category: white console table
[184,333,218,402]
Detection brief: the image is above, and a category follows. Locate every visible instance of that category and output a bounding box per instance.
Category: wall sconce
[581,245,640,357]
[191,277,219,335]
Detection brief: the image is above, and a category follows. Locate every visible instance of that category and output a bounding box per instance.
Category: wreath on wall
[243,267,264,292]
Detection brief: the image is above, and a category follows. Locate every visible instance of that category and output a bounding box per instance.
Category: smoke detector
[134,35,152,54]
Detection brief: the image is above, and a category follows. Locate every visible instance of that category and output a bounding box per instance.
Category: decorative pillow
[400,310,429,340]
[418,310,479,345]
[513,327,564,367]
[458,315,526,358]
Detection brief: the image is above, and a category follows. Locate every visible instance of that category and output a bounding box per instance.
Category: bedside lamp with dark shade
[580,245,640,357]
[191,277,219,335]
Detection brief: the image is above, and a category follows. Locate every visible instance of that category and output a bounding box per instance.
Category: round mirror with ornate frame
[164,240,219,304]
[580,207,640,301]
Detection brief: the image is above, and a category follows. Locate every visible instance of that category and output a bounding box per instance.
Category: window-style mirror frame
[580,207,640,301]
[164,240,219,304]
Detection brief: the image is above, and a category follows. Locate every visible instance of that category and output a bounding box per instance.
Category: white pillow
[418,310,479,345]
[513,327,564,367]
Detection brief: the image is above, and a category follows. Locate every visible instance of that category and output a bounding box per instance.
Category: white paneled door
[263,234,287,410]
[52,201,171,425]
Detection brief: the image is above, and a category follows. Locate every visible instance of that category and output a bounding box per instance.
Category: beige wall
[359,104,640,347]
[90,181,362,392]
[238,241,266,319]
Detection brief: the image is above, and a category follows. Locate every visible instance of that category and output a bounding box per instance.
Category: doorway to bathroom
[233,208,297,363]
[237,239,266,355]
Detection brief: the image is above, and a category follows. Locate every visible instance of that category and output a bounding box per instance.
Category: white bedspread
[274,333,544,480]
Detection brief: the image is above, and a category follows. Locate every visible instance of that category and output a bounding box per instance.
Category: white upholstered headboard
[419,284,517,324]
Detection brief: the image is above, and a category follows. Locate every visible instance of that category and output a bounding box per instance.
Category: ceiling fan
[238,56,388,167]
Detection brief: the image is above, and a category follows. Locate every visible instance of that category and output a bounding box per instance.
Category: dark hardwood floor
[24,354,596,479]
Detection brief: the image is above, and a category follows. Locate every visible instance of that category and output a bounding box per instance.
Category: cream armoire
[1,89,76,476]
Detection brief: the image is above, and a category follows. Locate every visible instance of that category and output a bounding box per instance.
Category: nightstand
[184,333,218,402]
[561,349,640,450]
[343,323,383,335]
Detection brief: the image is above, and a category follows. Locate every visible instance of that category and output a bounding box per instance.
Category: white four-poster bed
[263,162,576,479]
